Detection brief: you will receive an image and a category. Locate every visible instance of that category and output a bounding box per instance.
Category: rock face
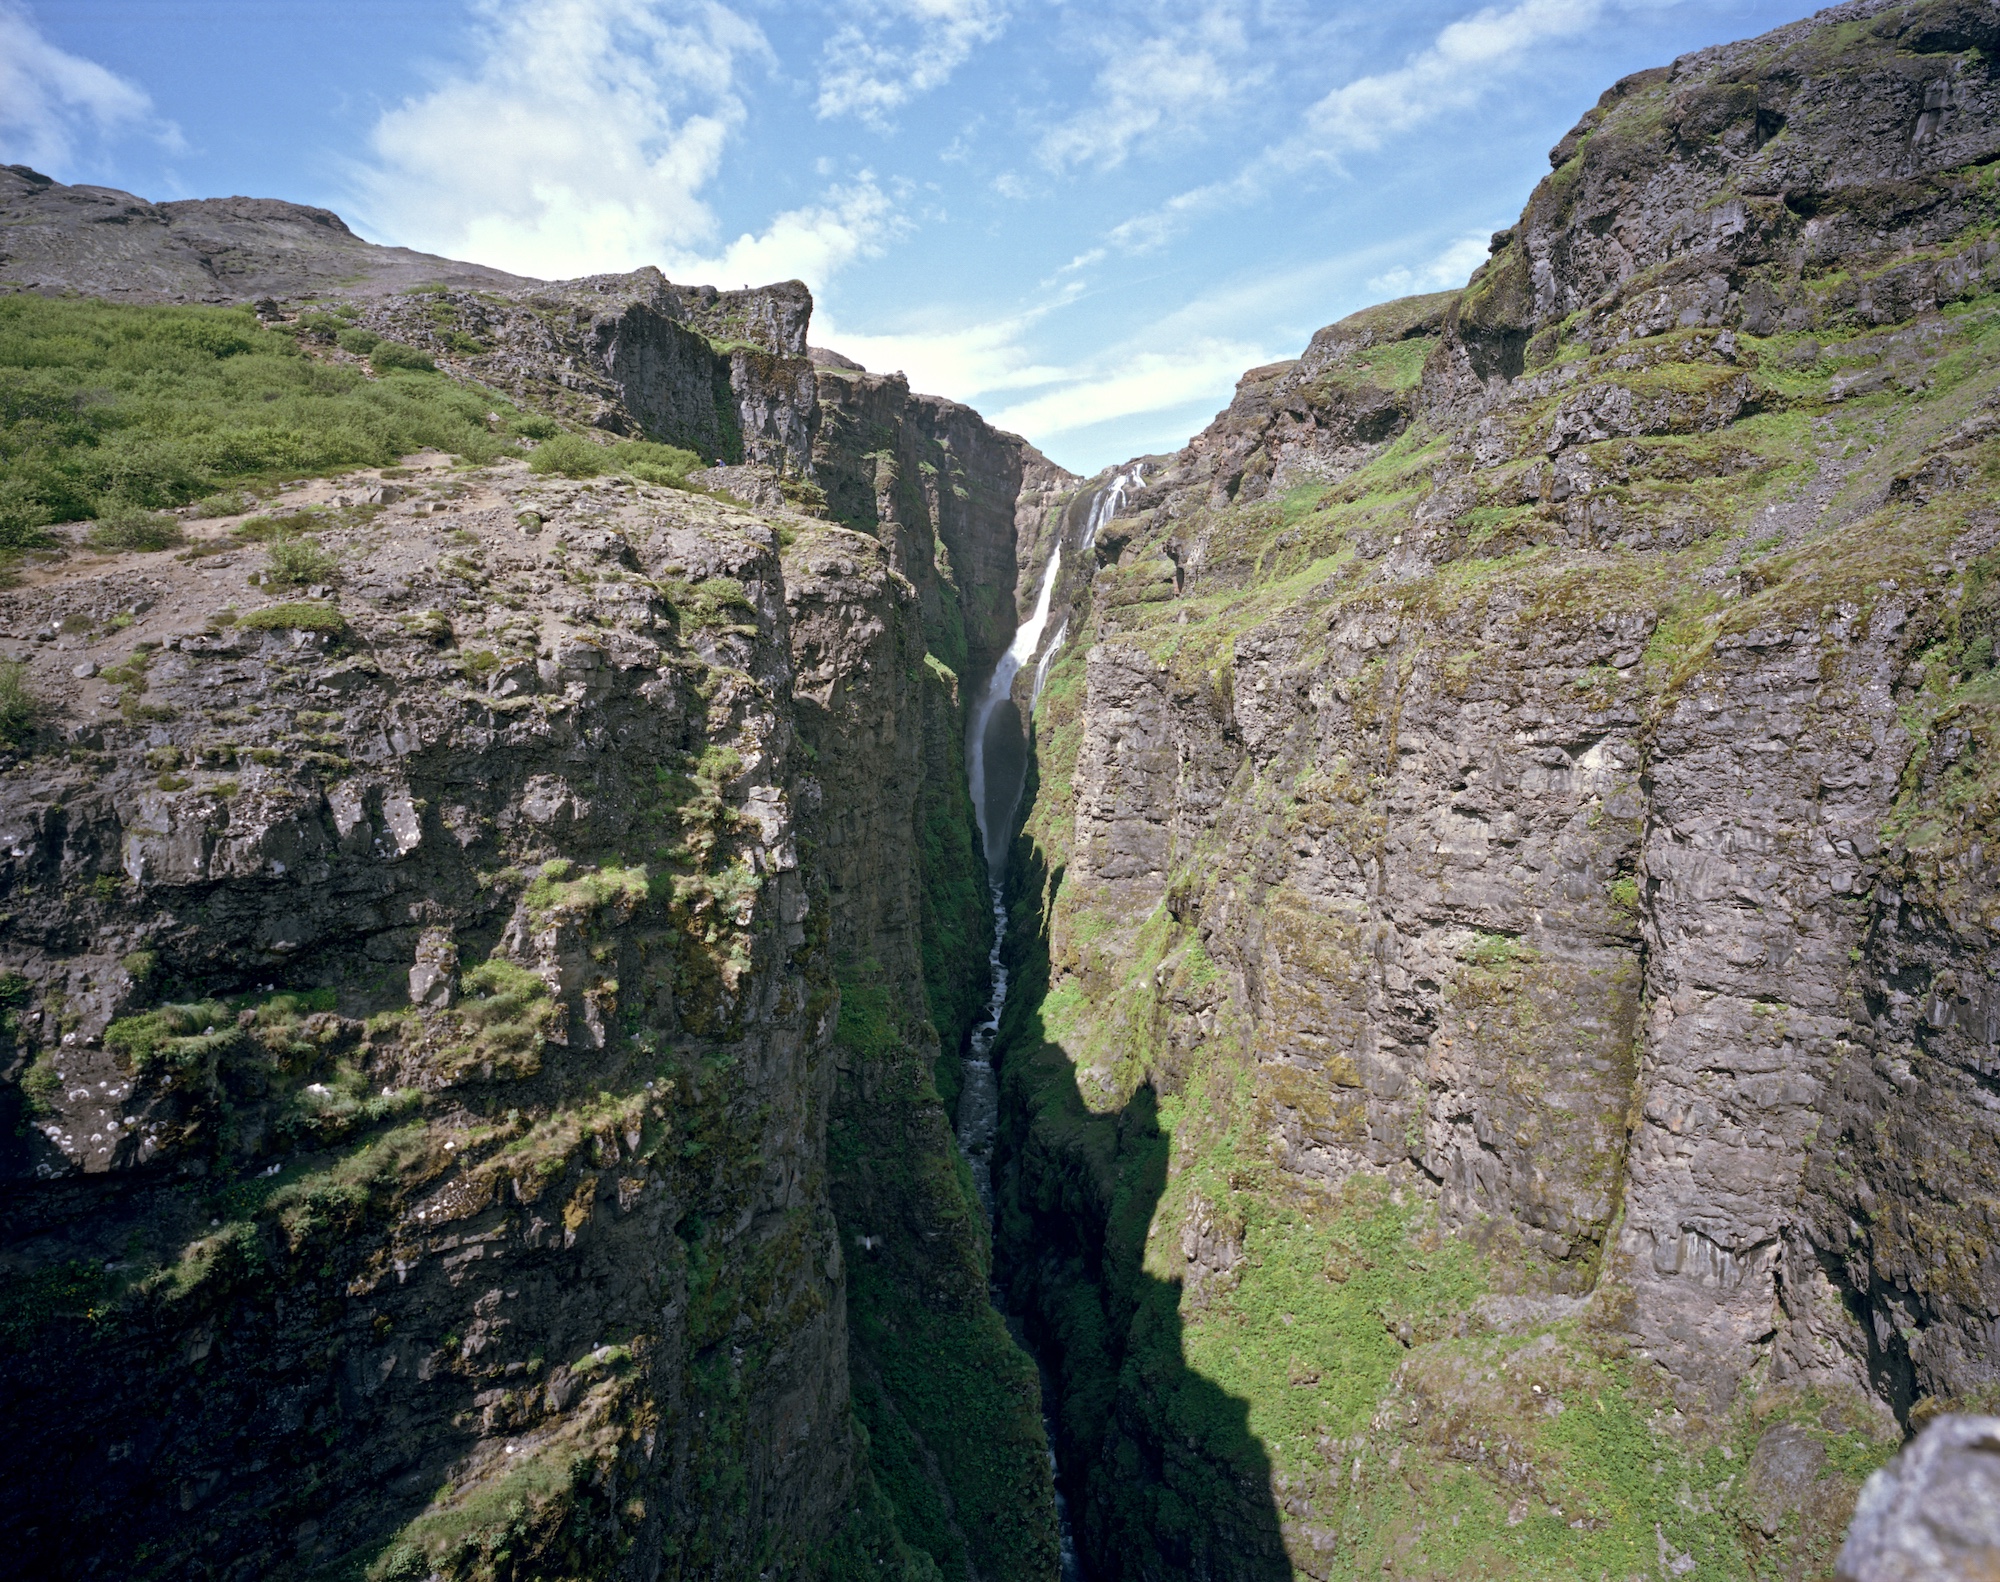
[16,0,2000,1576]
[0,468,865,1576]
[983,2,2000,1577]
[1836,1413,2000,1581]
[0,246,1063,1573]
[0,164,536,302]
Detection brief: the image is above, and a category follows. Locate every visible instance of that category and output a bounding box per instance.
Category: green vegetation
[264,533,339,587]
[0,295,527,549]
[84,501,183,552]
[0,659,38,746]
[237,600,345,634]
[368,339,435,373]
[104,1000,237,1076]
[526,430,704,485]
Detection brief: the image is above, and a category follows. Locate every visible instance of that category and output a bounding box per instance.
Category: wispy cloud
[819,283,1277,458]
[816,299,1066,402]
[986,337,1273,441]
[1367,231,1492,297]
[674,175,904,290]
[355,0,900,290]
[1303,0,1601,157]
[1035,9,1257,172]
[1092,0,1610,257]
[0,0,181,174]
[816,0,1008,128]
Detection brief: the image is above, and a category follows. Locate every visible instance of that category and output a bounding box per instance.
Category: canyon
[5,0,2000,1578]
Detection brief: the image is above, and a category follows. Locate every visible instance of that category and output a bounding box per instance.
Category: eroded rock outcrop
[986,3,2000,1578]
[0,432,1050,1575]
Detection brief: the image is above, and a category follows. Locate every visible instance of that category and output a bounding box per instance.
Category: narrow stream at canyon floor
[957,467,1142,1582]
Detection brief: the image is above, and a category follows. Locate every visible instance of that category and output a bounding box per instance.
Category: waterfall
[956,465,1143,1582]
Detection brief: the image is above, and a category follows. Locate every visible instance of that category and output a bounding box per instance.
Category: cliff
[0,173,1065,1578]
[984,2,2000,1577]
[8,0,2000,1576]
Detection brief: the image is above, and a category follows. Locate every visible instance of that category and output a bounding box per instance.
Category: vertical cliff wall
[0,261,1065,1573]
[985,3,2000,1578]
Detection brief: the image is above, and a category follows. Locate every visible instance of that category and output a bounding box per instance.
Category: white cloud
[817,288,1270,458]
[1036,11,1256,172]
[357,0,764,279]
[1304,0,1602,157]
[0,0,180,173]
[1367,231,1492,297]
[815,302,1067,404]
[355,0,901,291]
[986,338,1272,441]
[816,0,1008,128]
[672,175,903,291]
[1093,0,1609,258]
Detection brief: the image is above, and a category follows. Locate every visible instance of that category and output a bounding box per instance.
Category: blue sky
[5,0,1824,473]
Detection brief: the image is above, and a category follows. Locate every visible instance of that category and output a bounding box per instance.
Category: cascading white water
[957,466,1142,1582]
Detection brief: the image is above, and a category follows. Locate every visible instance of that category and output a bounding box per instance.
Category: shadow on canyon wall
[985,744,1289,1582]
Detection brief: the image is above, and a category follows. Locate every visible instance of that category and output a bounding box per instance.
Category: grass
[527,430,704,485]
[0,295,528,550]
[0,659,38,746]
[84,501,183,552]
[237,601,345,634]
[448,959,561,1080]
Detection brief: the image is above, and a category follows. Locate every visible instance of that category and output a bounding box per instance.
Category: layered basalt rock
[0,432,1050,1575]
[987,3,2000,1577]
[0,465,861,1576]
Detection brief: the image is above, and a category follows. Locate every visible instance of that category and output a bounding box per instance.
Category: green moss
[237,600,345,634]
[522,861,649,921]
[104,1000,237,1075]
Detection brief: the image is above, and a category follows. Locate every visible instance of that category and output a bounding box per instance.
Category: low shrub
[265,535,339,587]
[527,431,704,484]
[0,659,37,745]
[370,340,435,373]
[189,491,248,518]
[336,327,381,355]
[526,431,610,478]
[86,502,184,552]
[238,601,345,634]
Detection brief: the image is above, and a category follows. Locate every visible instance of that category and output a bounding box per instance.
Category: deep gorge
[6,1,2000,1578]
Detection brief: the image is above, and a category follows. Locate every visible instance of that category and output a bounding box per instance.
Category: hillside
[3,2,2000,1580]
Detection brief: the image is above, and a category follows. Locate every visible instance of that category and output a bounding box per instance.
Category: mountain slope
[986,2,2000,1577]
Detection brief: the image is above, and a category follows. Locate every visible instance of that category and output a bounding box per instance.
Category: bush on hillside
[527,431,704,484]
[369,340,434,372]
[0,660,38,747]
[526,432,610,478]
[336,327,380,355]
[265,534,339,587]
[86,502,184,552]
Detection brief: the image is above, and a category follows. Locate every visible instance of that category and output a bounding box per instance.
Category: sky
[5,0,1828,474]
